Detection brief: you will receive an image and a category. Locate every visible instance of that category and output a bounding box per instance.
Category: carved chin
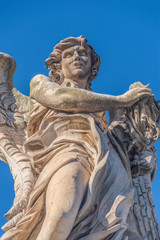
[71,68,89,78]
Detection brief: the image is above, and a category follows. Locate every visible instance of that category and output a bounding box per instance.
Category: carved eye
[79,50,87,56]
[65,53,72,58]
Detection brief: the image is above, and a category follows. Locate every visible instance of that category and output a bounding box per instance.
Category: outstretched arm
[30,74,153,113]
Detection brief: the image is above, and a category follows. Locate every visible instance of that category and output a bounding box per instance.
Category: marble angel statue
[0,36,160,240]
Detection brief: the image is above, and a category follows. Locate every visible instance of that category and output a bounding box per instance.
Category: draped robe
[2,99,141,240]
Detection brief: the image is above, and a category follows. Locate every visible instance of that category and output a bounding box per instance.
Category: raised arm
[30,74,153,113]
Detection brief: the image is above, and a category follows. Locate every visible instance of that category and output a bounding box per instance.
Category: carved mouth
[74,62,83,68]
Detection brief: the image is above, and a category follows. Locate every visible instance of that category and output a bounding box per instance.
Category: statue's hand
[120,84,154,107]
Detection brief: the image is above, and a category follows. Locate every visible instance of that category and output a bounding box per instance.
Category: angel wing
[107,82,160,239]
[0,53,35,231]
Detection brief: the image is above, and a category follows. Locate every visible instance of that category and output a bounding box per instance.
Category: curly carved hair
[45,36,101,90]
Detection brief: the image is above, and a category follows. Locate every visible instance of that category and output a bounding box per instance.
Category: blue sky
[0,0,160,237]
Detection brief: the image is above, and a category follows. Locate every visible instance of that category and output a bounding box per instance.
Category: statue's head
[45,36,101,90]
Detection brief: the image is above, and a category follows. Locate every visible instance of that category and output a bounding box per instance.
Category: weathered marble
[0,36,159,240]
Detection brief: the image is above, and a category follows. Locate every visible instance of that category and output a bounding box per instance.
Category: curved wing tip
[0,52,15,60]
[0,52,16,75]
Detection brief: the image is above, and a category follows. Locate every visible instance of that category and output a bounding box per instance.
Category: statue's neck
[62,78,87,89]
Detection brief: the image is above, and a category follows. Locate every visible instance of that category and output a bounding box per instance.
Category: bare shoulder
[30,74,61,97]
[30,74,58,87]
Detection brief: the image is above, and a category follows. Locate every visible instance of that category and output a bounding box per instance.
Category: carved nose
[74,51,80,60]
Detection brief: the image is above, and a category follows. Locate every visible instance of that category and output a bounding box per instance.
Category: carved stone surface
[0,36,159,240]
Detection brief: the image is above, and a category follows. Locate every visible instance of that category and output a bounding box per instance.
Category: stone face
[0,36,160,240]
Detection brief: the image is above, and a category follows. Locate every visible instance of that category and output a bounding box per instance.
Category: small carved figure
[0,36,159,240]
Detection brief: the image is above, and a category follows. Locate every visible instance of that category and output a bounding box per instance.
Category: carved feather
[0,53,34,231]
